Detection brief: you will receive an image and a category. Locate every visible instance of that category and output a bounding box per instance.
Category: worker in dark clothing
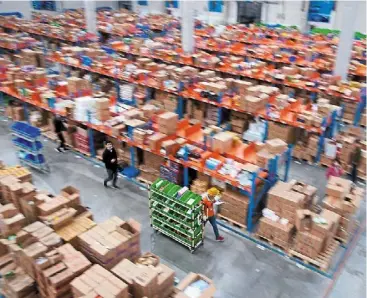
[103,141,119,189]
[349,140,362,183]
[53,115,67,152]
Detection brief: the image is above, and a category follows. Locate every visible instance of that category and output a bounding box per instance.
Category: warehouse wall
[0,0,33,19]
[60,1,118,11]
[262,0,366,33]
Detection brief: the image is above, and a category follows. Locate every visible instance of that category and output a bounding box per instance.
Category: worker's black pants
[57,132,66,150]
[104,169,118,186]
[351,164,358,183]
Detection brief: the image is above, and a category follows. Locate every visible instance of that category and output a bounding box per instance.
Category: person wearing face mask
[102,141,119,189]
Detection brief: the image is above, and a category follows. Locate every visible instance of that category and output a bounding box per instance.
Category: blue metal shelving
[11,121,49,172]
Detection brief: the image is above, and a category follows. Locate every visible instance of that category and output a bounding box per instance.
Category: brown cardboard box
[295,210,313,232]
[265,138,288,155]
[78,217,141,269]
[326,176,352,199]
[148,133,167,151]
[60,185,81,208]
[133,265,158,298]
[212,132,233,154]
[157,112,178,135]
[71,264,128,298]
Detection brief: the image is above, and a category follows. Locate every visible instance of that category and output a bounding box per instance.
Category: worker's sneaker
[112,185,120,189]
[103,181,108,188]
[216,236,224,242]
[55,148,62,153]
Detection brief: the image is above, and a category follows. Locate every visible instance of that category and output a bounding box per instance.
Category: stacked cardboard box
[77,217,141,269]
[74,127,90,154]
[0,203,26,237]
[71,264,129,298]
[293,209,340,259]
[55,216,96,249]
[157,112,178,135]
[323,177,363,242]
[190,178,209,195]
[231,111,250,134]
[266,180,314,224]
[212,131,233,154]
[35,244,92,298]
[95,97,110,122]
[256,217,294,249]
[218,189,249,225]
[267,122,296,144]
[111,255,175,298]
[0,238,16,273]
[1,267,38,298]
[10,221,62,279]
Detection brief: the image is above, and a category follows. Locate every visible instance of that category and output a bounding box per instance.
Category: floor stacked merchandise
[0,162,216,298]
[0,7,365,282]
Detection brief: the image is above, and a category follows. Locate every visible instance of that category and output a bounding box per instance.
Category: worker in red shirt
[202,188,224,242]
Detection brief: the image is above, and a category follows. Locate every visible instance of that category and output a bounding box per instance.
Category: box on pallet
[77,217,141,269]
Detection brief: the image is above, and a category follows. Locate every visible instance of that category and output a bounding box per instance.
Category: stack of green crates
[149,178,204,252]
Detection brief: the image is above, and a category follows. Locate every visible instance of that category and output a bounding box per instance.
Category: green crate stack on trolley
[149,178,204,252]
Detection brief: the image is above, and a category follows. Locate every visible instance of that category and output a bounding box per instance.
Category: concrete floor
[0,120,365,298]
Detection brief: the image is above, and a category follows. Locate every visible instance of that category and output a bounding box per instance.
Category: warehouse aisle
[0,121,365,298]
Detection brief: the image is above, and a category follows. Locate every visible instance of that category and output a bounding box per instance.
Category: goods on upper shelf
[0,31,39,50]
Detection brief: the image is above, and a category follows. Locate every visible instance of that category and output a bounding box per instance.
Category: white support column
[148,0,165,14]
[181,0,195,53]
[84,0,97,34]
[334,1,358,80]
[226,0,238,24]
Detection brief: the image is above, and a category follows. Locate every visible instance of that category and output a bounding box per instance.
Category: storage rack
[46,51,341,163]
[10,121,49,172]
[149,178,204,253]
[0,15,363,277]
[0,85,293,233]
[158,36,366,76]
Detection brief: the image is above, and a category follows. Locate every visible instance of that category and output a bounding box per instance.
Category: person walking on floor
[103,141,119,189]
[53,115,67,152]
[202,188,224,242]
[326,158,343,180]
[349,140,362,183]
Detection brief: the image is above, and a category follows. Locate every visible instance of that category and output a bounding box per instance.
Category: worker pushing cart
[202,187,224,242]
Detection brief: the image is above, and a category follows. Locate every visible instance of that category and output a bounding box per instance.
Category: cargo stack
[323,177,363,242]
[292,209,340,259]
[77,216,141,269]
[218,188,249,227]
[35,244,92,298]
[1,267,38,298]
[71,264,129,298]
[0,203,26,237]
[257,180,317,249]
[74,127,90,154]
[157,112,178,135]
[95,97,110,122]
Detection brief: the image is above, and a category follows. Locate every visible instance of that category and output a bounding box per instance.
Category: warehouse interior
[0,1,366,298]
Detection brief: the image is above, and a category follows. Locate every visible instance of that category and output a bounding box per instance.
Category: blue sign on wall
[308,0,335,23]
[32,0,56,11]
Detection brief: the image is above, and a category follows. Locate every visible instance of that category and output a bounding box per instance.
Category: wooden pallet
[217,214,246,230]
[255,235,289,252]
[136,176,153,188]
[335,220,359,244]
[288,239,339,272]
